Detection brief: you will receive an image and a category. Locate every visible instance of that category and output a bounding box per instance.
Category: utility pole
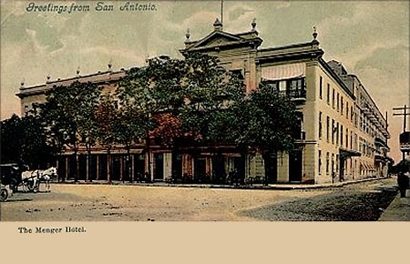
[393,105,410,160]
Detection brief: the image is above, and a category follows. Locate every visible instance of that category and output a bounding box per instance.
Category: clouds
[1,0,408,161]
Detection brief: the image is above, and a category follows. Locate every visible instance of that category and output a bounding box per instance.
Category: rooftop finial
[108,58,112,70]
[251,18,257,31]
[311,26,319,46]
[313,26,318,40]
[20,78,25,87]
[76,66,80,76]
[185,28,191,42]
[46,74,51,82]
[213,18,223,31]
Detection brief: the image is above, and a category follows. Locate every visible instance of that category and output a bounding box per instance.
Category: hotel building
[17,19,390,184]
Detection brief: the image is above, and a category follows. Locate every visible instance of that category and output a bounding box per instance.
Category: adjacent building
[17,19,390,184]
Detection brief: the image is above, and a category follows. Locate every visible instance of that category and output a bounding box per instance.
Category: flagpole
[221,0,224,24]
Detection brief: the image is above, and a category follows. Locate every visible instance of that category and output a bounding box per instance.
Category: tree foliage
[5,53,300,183]
[40,81,101,180]
[0,114,56,168]
[234,82,300,154]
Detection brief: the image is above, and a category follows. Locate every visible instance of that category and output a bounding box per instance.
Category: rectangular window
[319,76,323,99]
[331,119,335,144]
[346,102,349,119]
[319,112,323,139]
[336,122,339,145]
[341,97,344,115]
[326,152,330,174]
[286,78,306,98]
[351,106,354,122]
[346,128,349,148]
[327,84,330,105]
[340,124,344,146]
[265,80,280,92]
[354,133,358,150]
[319,150,322,175]
[332,88,335,108]
[354,113,358,128]
[279,81,287,92]
[336,92,340,112]
[231,69,244,80]
[326,116,330,142]
[350,131,353,150]
[331,153,335,176]
[336,154,339,174]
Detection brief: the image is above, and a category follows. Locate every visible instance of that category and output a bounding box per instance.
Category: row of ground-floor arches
[55,151,305,184]
[54,150,387,184]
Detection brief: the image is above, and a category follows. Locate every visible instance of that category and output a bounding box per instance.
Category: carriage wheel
[0,188,8,202]
[27,181,37,192]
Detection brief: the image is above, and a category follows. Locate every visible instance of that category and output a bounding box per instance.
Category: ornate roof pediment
[182,30,262,53]
[194,31,242,48]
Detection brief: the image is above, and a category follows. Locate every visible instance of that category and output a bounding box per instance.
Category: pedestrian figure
[331,171,336,184]
[397,171,409,198]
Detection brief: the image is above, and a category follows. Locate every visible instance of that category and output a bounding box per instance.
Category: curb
[52,176,391,191]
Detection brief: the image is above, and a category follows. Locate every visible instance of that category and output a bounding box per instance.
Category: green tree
[41,81,101,181]
[118,53,245,182]
[1,114,24,164]
[95,94,118,183]
[112,104,146,182]
[0,113,56,168]
[180,53,245,144]
[235,82,300,184]
[117,57,188,180]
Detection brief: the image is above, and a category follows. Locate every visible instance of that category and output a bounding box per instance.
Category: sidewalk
[57,176,389,190]
[379,189,410,221]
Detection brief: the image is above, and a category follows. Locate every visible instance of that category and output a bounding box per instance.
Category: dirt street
[0,178,397,221]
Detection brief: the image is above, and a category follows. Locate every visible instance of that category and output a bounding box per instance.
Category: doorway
[154,153,164,181]
[289,150,302,182]
[265,152,278,183]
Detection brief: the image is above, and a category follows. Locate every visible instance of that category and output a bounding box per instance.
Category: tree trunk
[262,151,269,186]
[74,147,79,182]
[107,148,112,183]
[146,131,152,182]
[126,147,132,183]
[55,158,60,182]
[86,147,91,182]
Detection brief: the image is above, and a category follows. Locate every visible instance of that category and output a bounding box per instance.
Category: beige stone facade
[17,20,390,184]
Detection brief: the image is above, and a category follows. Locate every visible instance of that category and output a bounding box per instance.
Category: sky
[1,0,409,162]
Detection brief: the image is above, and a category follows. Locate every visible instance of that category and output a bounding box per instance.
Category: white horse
[38,167,58,192]
[21,170,41,192]
[20,167,58,192]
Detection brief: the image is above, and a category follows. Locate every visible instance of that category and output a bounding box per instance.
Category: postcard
[1,0,409,263]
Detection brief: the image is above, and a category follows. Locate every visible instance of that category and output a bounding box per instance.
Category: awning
[339,148,361,158]
[261,63,306,81]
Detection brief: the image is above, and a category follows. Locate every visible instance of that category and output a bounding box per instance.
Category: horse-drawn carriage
[0,183,12,202]
[0,163,57,201]
[0,163,22,201]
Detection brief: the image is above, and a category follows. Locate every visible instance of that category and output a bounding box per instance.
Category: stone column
[120,156,124,182]
[131,155,135,182]
[56,158,60,182]
[107,154,111,183]
[96,155,100,180]
[65,156,69,182]
[86,155,90,182]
